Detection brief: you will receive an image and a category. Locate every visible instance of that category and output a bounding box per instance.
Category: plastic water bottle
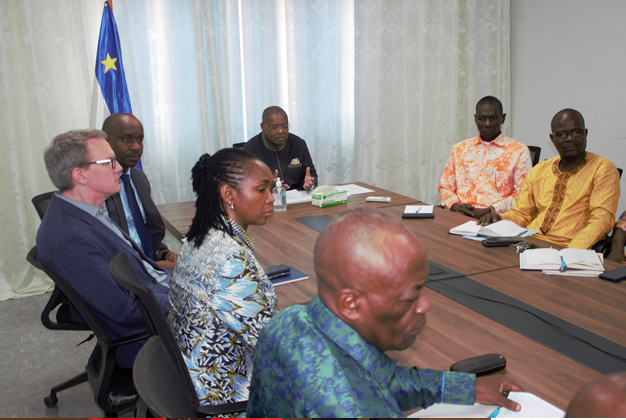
[273,177,287,212]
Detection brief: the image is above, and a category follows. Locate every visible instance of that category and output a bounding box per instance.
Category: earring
[230,202,234,210]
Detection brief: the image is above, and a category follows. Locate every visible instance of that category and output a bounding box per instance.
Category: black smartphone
[264,264,291,280]
[599,266,626,282]
[481,237,525,247]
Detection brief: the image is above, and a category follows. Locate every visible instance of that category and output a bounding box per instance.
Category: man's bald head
[314,208,431,352]
[551,108,585,133]
[566,373,626,418]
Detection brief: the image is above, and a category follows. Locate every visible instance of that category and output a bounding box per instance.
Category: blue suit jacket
[36,194,170,368]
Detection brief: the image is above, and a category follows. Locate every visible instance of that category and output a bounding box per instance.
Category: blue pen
[489,407,501,418]
[414,207,421,213]
[560,256,568,272]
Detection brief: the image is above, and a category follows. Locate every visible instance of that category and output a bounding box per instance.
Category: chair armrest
[104,331,151,348]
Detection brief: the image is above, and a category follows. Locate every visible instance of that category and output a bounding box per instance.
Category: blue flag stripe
[95,1,132,115]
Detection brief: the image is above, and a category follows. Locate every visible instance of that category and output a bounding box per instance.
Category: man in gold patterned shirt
[478,109,620,249]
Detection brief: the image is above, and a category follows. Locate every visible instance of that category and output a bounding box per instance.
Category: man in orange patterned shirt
[479,109,620,249]
[439,96,532,219]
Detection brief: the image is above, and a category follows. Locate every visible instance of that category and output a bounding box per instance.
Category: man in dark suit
[36,129,171,369]
[102,113,178,270]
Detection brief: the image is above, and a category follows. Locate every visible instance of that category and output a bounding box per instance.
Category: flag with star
[89,2,133,139]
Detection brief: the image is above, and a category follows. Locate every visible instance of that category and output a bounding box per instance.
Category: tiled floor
[0,293,134,418]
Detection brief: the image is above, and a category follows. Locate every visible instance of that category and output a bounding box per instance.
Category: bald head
[566,373,626,418]
[551,108,585,133]
[314,208,431,352]
[261,106,288,125]
[102,113,144,171]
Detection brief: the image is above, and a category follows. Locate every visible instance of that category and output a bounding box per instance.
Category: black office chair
[528,146,541,167]
[618,167,623,180]
[32,191,54,220]
[232,142,246,148]
[31,192,95,403]
[110,253,247,417]
[27,246,147,416]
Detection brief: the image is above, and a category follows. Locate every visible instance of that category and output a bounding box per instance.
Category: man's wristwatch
[157,249,170,261]
[489,206,496,213]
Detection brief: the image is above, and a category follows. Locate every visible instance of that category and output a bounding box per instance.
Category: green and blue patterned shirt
[247,295,476,417]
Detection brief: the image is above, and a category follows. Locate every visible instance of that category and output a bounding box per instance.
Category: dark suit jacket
[36,194,170,368]
[105,167,168,256]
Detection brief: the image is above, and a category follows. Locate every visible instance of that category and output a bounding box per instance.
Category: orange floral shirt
[438,133,532,213]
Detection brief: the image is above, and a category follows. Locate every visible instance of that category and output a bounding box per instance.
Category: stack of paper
[409,392,564,418]
[449,220,527,237]
[520,248,605,276]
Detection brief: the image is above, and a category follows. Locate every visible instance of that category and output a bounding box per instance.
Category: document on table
[408,402,498,418]
[285,189,313,204]
[337,184,375,196]
[408,392,564,418]
[497,392,565,418]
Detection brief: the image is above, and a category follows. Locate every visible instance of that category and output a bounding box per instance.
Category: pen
[489,407,501,418]
[560,256,568,272]
[414,208,421,213]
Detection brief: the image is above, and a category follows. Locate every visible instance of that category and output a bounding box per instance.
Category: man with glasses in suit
[479,109,620,249]
[36,129,171,369]
[243,106,318,190]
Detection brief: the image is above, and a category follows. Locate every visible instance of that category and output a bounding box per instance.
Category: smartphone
[599,266,626,282]
[264,264,291,280]
[481,237,525,247]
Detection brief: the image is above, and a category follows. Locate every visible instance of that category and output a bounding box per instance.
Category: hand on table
[606,249,625,264]
[272,170,290,190]
[470,207,494,220]
[478,212,502,226]
[450,203,476,217]
[303,167,315,191]
[475,375,523,412]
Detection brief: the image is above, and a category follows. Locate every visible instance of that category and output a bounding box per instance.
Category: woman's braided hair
[187,148,258,248]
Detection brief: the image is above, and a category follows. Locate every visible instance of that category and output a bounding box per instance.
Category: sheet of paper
[336,184,375,196]
[497,392,564,418]
[408,402,498,418]
[404,205,434,214]
[285,189,313,204]
[543,270,602,277]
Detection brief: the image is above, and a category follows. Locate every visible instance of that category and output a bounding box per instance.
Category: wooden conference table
[157,182,626,410]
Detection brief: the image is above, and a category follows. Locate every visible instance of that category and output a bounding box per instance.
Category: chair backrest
[618,167,623,180]
[232,142,246,148]
[27,246,140,414]
[110,254,196,392]
[27,247,113,341]
[133,336,198,417]
[527,146,541,167]
[32,191,55,220]
[110,252,248,416]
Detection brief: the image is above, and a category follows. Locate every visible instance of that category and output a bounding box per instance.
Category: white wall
[510,0,626,218]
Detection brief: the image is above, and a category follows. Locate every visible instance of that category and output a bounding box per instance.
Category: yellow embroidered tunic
[500,152,620,249]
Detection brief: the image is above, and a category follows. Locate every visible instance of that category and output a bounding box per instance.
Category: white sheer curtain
[0,0,510,300]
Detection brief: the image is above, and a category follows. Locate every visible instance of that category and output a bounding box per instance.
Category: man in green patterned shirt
[248,208,522,417]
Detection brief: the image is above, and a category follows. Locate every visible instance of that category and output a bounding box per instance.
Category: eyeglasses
[264,124,290,132]
[552,129,585,140]
[84,157,117,169]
